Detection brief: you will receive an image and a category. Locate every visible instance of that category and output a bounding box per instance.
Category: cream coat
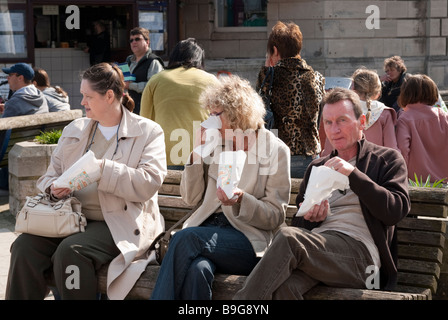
[181,129,291,257]
[37,106,167,300]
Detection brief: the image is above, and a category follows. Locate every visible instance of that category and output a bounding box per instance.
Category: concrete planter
[8,141,56,217]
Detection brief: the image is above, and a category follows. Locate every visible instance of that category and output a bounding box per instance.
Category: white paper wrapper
[193,116,222,158]
[296,165,349,217]
[53,150,102,191]
[217,150,246,199]
[201,115,222,129]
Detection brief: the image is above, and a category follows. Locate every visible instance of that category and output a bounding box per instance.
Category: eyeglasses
[210,111,223,117]
[7,73,18,78]
[129,37,144,43]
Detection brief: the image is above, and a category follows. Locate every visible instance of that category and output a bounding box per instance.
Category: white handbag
[15,193,87,238]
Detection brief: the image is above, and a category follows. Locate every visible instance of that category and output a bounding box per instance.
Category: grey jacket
[2,85,48,118]
[43,87,70,112]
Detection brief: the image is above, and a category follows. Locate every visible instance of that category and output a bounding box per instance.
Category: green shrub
[408,173,447,188]
[34,129,62,145]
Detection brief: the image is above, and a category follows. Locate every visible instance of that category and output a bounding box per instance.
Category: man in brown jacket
[234,87,410,299]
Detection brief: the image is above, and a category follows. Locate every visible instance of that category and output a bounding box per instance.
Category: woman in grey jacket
[33,67,70,112]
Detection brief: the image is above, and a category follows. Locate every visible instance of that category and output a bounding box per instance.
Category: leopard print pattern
[257,58,325,156]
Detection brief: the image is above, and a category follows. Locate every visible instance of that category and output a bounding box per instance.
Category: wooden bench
[90,170,447,300]
[0,110,83,168]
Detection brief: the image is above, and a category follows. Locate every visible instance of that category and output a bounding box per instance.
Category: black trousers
[6,221,120,300]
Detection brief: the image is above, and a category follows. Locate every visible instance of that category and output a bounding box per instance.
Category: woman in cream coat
[6,63,167,300]
[150,75,291,300]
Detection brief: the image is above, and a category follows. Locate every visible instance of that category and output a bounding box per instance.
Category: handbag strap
[259,66,275,111]
[161,163,209,241]
[161,199,204,241]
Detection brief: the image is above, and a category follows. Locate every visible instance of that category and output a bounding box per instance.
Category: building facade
[181,0,448,89]
[1,0,447,109]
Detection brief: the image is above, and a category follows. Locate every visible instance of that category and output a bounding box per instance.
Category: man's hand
[324,156,355,176]
[301,200,329,222]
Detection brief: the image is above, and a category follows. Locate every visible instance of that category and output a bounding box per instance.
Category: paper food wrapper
[193,116,222,158]
[53,150,102,191]
[296,165,349,217]
[217,150,246,199]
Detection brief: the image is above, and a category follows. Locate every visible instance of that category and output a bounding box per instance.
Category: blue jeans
[290,155,317,178]
[150,213,259,300]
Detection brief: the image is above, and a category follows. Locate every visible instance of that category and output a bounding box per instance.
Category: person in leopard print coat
[257,21,325,178]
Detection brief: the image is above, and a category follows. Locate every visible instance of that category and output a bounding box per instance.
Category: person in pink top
[321,68,398,156]
[396,74,448,183]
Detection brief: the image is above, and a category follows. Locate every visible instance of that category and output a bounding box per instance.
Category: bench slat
[158,195,193,209]
[398,245,443,264]
[398,217,446,233]
[303,285,426,300]
[398,259,440,278]
[163,170,182,184]
[397,272,438,293]
[397,229,445,248]
[409,203,448,218]
[159,184,181,196]
[409,187,448,205]
[394,285,432,299]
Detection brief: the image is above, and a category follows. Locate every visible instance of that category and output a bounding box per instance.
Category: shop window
[0,9,27,59]
[138,0,168,56]
[215,0,267,28]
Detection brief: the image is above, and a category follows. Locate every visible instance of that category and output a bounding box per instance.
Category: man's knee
[274,226,310,248]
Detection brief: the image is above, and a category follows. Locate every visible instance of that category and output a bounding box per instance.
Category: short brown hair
[384,56,407,73]
[398,74,438,108]
[267,21,302,58]
[130,27,150,41]
[323,87,363,119]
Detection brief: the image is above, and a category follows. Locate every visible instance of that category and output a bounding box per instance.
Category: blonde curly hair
[199,75,266,131]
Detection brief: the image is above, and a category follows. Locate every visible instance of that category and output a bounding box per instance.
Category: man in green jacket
[234,87,410,299]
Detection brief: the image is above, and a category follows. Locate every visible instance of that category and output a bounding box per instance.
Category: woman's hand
[217,187,244,206]
[50,184,71,199]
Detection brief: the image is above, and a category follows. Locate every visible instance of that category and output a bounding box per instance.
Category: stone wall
[8,142,57,217]
[181,0,448,90]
